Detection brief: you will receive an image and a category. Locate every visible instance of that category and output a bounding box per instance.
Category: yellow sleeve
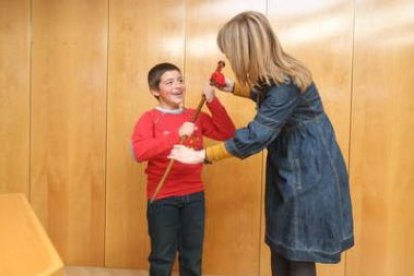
[205,143,233,162]
[233,82,251,98]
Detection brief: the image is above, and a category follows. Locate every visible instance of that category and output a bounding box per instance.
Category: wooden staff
[150,96,206,203]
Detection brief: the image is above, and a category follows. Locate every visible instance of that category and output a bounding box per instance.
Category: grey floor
[64,266,218,276]
[64,266,149,276]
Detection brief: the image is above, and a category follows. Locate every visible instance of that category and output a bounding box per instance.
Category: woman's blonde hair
[217,11,312,92]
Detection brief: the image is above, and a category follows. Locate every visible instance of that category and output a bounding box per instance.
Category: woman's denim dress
[225,81,354,263]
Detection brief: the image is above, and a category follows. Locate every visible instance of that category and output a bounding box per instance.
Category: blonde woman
[168,11,354,276]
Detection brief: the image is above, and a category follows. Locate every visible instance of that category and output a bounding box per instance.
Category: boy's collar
[155,106,184,114]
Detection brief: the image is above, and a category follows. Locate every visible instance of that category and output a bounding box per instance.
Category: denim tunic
[225,81,354,263]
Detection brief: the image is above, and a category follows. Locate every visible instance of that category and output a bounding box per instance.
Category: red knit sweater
[131,97,235,200]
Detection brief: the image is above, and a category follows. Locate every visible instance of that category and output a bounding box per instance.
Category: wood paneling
[186,1,265,275]
[30,0,107,265]
[0,0,30,195]
[348,0,414,275]
[264,1,355,275]
[105,0,186,268]
[1,0,413,274]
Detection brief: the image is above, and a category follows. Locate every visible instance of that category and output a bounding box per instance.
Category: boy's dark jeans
[147,191,205,276]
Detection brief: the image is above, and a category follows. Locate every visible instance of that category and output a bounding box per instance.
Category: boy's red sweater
[131,97,235,200]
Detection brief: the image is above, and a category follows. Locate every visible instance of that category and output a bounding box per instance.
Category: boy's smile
[152,70,185,110]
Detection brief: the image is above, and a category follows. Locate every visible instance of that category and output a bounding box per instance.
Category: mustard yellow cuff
[205,143,233,162]
[233,83,251,98]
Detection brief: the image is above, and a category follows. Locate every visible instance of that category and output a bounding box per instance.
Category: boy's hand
[202,84,215,102]
[178,122,196,138]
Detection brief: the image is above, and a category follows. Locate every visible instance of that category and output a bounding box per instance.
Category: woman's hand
[213,77,234,93]
[168,145,205,164]
[178,122,196,138]
[202,84,215,102]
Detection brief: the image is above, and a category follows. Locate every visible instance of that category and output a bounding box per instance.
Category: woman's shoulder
[270,80,319,96]
[265,80,301,98]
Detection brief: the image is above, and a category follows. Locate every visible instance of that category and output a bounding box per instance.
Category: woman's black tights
[271,250,316,276]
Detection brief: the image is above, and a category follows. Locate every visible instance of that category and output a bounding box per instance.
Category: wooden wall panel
[264,1,354,275]
[0,0,30,195]
[30,0,108,265]
[105,0,185,268]
[1,0,413,274]
[348,0,414,275]
[186,1,266,275]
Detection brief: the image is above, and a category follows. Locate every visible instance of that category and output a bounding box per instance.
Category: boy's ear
[150,89,160,97]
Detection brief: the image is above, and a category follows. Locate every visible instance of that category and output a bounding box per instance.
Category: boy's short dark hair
[147,62,181,91]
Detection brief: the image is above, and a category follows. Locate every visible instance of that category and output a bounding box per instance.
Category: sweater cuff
[205,143,233,162]
[233,83,251,98]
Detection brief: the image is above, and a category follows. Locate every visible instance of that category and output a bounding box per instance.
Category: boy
[131,62,235,275]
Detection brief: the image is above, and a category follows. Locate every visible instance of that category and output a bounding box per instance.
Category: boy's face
[151,70,185,109]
